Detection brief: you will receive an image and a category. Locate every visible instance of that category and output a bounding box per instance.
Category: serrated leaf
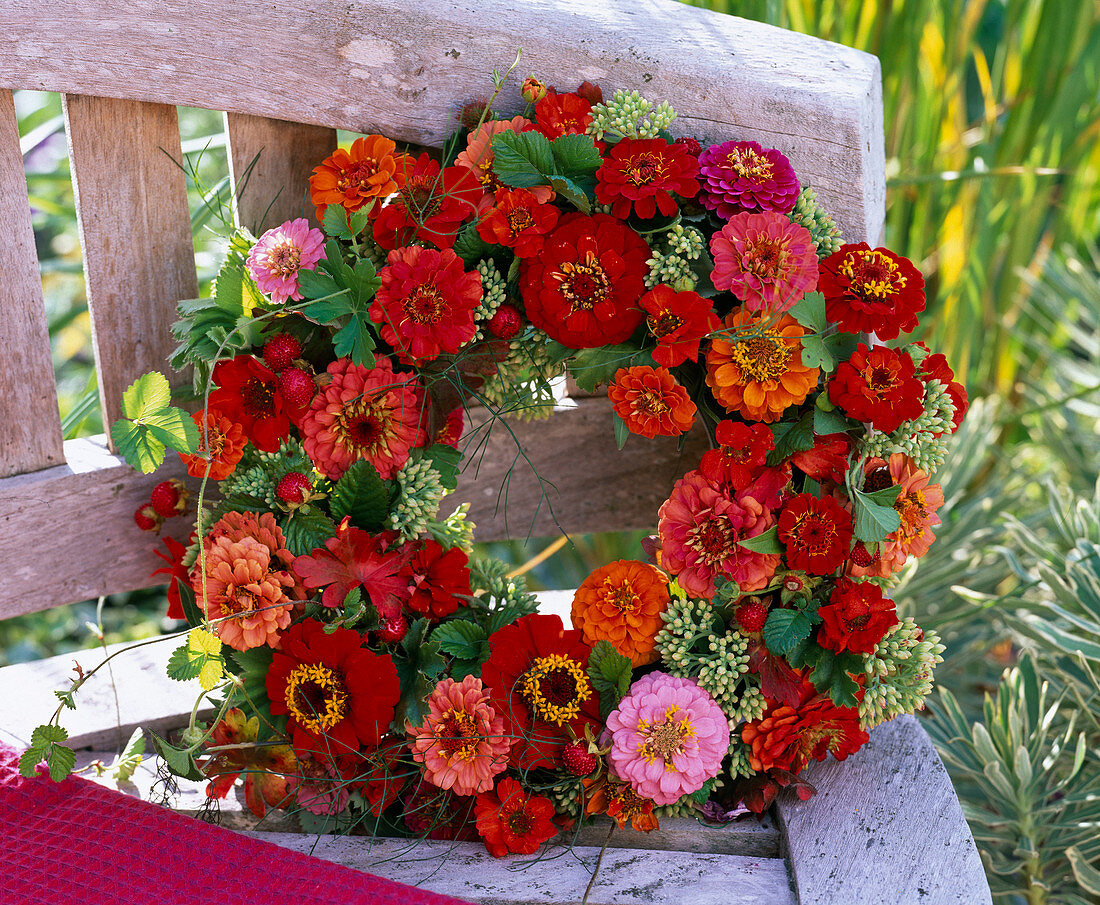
[798,333,834,371]
[21,725,75,781]
[109,419,166,473]
[282,508,338,556]
[767,412,815,465]
[329,460,390,531]
[31,724,69,747]
[322,204,355,240]
[394,618,447,728]
[45,744,76,783]
[807,648,861,707]
[787,292,827,333]
[851,484,903,544]
[813,406,854,435]
[550,133,603,179]
[491,130,555,188]
[143,407,200,454]
[166,644,202,682]
[121,372,171,421]
[737,526,782,555]
[349,207,371,237]
[432,620,489,660]
[227,647,284,738]
[453,221,492,266]
[762,608,812,656]
[587,640,633,720]
[149,732,205,781]
[189,627,225,691]
[547,175,593,214]
[297,270,348,313]
[569,343,642,392]
[18,748,43,779]
[113,727,146,783]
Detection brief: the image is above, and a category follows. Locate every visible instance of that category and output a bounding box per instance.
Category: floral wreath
[26,63,965,856]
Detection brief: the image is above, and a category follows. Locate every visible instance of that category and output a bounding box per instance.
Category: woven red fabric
[0,744,472,905]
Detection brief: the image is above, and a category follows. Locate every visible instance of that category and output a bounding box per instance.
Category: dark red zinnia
[595,137,700,220]
[778,493,854,576]
[265,619,401,756]
[698,420,774,490]
[817,578,899,655]
[372,153,482,251]
[406,539,472,620]
[519,212,650,349]
[828,343,926,435]
[819,243,926,341]
[208,354,297,452]
[640,283,720,368]
[476,187,560,258]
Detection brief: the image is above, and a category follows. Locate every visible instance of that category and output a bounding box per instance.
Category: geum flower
[477,187,560,258]
[697,140,800,218]
[266,619,402,756]
[817,578,898,654]
[710,211,818,314]
[828,343,925,435]
[608,365,697,438]
[819,243,926,341]
[530,90,594,141]
[208,354,299,453]
[406,539,472,620]
[584,774,658,832]
[640,284,719,368]
[777,493,854,576]
[408,675,512,796]
[698,420,774,490]
[178,408,246,480]
[310,134,401,221]
[372,152,481,251]
[475,776,558,858]
[292,520,412,618]
[245,218,325,304]
[594,137,700,220]
[199,708,296,819]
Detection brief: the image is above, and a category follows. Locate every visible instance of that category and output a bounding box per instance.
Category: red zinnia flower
[828,343,926,435]
[608,365,697,438]
[519,212,650,349]
[266,618,402,756]
[710,212,819,314]
[371,245,482,364]
[640,284,719,368]
[777,493,853,576]
[372,153,482,251]
[477,188,560,258]
[531,91,593,141]
[919,349,968,433]
[819,243,926,340]
[208,355,297,453]
[698,420,774,490]
[475,776,558,858]
[817,578,898,654]
[594,137,700,220]
[406,539,472,620]
[480,613,601,771]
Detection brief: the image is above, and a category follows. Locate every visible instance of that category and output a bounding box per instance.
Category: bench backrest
[0,0,884,617]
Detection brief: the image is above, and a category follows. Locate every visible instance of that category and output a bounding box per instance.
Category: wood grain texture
[246,832,796,905]
[63,94,198,432]
[452,398,710,541]
[0,0,884,243]
[775,715,991,905]
[0,88,64,477]
[225,113,336,233]
[0,436,198,616]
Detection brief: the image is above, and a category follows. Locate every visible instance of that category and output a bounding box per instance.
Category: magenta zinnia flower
[657,469,780,598]
[606,672,729,806]
[697,140,800,218]
[710,212,819,314]
[245,218,325,304]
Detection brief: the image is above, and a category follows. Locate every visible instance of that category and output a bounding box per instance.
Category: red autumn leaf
[747,640,806,708]
[198,708,297,818]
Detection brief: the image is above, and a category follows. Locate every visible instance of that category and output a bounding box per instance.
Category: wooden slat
[225,113,336,234]
[0,436,197,616]
[0,88,64,477]
[774,715,991,905]
[0,0,884,242]
[453,398,710,541]
[63,94,198,432]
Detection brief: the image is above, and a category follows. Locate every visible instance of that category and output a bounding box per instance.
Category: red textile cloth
[0,744,471,905]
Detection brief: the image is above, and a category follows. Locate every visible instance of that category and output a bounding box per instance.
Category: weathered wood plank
[63,94,198,432]
[775,714,990,905]
[0,0,884,242]
[0,436,197,617]
[0,88,65,477]
[246,832,795,905]
[225,113,336,234]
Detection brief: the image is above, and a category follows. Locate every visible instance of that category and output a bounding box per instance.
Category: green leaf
[813,406,855,435]
[1068,847,1100,895]
[149,732,205,782]
[491,130,555,188]
[807,648,862,707]
[20,724,75,781]
[788,292,827,333]
[142,407,201,454]
[297,268,347,310]
[282,508,338,557]
[329,460,390,530]
[798,333,834,371]
[45,743,76,783]
[432,620,489,661]
[587,640,633,721]
[737,525,782,555]
[227,647,285,738]
[166,642,202,682]
[110,419,165,474]
[767,411,815,464]
[415,444,462,492]
[111,372,199,471]
[550,133,603,179]
[394,618,446,728]
[322,204,354,240]
[613,411,630,450]
[851,484,903,543]
[349,207,371,237]
[332,319,376,367]
[120,372,171,421]
[329,258,381,366]
[113,727,146,783]
[569,344,645,393]
[547,175,593,214]
[453,221,492,266]
[763,608,813,656]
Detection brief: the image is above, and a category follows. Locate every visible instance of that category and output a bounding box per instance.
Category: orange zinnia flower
[572,560,670,666]
[705,309,819,422]
[583,774,659,832]
[309,135,401,221]
[179,408,246,480]
[608,365,696,438]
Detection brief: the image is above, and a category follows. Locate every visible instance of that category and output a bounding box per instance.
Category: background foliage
[7,1,1100,899]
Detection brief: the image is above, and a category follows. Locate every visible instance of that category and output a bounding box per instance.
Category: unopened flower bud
[521,76,548,104]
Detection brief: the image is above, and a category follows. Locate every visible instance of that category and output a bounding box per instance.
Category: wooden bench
[0,1,990,902]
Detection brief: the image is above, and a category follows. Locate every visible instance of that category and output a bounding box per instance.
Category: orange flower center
[689,516,736,565]
[610,783,652,819]
[726,147,774,182]
[243,376,277,418]
[507,808,535,836]
[555,253,610,312]
[633,388,669,417]
[728,332,793,383]
[894,490,927,541]
[602,578,642,614]
[506,208,534,233]
[839,250,905,300]
[519,654,592,726]
[640,706,695,766]
[743,236,787,281]
[404,283,447,325]
[339,158,384,193]
[437,709,481,759]
[334,394,392,454]
[648,310,683,338]
[285,663,348,734]
[625,153,666,187]
[266,241,302,276]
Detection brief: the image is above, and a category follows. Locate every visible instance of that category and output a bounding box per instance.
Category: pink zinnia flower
[245,218,325,304]
[697,140,800,218]
[300,356,428,480]
[657,469,781,598]
[606,672,729,806]
[710,212,818,314]
[408,675,512,797]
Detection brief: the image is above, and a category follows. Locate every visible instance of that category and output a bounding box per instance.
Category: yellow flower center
[519,654,592,726]
[728,332,794,383]
[436,709,481,761]
[284,663,347,734]
[602,577,642,614]
[839,249,906,300]
[647,310,683,338]
[639,706,696,766]
[894,490,928,541]
[726,147,775,182]
[266,241,301,276]
[625,153,666,187]
[555,252,611,312]
[633,388,669,417]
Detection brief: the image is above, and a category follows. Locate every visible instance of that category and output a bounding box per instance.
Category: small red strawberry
[849,541,879,568]
[133,504,159,532]
[276,472,312,505]
[487,304,523,341]
[262,334,302,371]
[735,599,769,634]
[149,479,188,519]
[279,367,315,409]
[562,741,598,777]
[376,614,408,644]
